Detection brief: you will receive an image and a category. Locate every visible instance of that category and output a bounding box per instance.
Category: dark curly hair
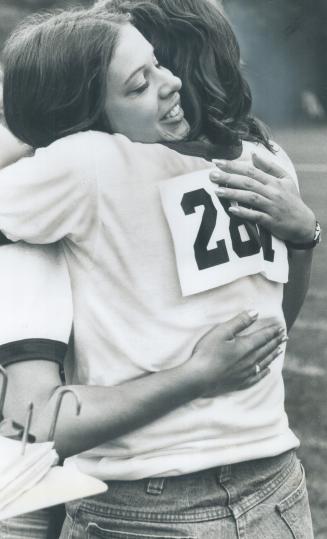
[95,0,272,151]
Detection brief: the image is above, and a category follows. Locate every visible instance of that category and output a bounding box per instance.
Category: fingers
[240,341,285,390]
[212,154,288,181]
[252,152,287,179]
[193,309,260,355]
[240,338,287,390]
[248,329,287,367]
[213,185,271,213]
[239,367,271,390]
[226,342,282,393]
[257,345,283,371]
[212,158,273,186]
[235,325,287,390]
[227,205,268,225]
[210,168,268,196]
[220,309,259,341]
[239,324,285,359]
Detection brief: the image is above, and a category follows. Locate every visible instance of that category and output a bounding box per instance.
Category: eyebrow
[124,46,154,87]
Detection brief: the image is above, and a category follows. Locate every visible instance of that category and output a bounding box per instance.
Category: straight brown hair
[3,9,129,147]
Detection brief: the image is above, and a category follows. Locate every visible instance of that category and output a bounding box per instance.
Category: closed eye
[129,55,161,95]
[131,81,149,95]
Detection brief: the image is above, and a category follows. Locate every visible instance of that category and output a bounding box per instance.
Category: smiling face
[104,24,190,143]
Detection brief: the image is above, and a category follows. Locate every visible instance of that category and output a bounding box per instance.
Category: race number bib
[159,170,288,296]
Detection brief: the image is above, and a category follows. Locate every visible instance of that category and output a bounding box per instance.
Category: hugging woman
[0,1,317,537]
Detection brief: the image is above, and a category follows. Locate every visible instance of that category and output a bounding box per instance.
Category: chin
[160,119,191,142]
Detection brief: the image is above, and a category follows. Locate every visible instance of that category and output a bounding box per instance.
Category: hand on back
[188,310,287,396]
[210,153,316,245]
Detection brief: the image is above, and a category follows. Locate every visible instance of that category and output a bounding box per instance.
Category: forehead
[108,24,153,86]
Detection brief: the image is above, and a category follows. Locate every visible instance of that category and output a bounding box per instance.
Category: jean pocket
[87,522,196,539]
[275,464,313,539]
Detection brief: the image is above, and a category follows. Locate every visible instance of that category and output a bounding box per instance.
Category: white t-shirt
[0,131,299,479]
[0,242,72,368]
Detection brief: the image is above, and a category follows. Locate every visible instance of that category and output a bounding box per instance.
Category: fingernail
[278,330,288,343]
[228,206,240,213]
[210,171,221,182]
[247,309,259,320]
[212,159,227,168]
[215,187,225,195]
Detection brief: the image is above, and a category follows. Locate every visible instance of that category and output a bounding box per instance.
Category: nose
[158,68,182,99]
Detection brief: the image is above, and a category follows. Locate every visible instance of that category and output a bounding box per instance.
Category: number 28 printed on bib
[159,170,289,296]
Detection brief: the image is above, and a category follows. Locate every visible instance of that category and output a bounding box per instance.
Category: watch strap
[286,220,321,250]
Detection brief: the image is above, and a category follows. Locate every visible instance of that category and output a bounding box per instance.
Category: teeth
[165,104,181,119]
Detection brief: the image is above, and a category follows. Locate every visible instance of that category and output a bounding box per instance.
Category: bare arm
[3,311,285,459]
[282,248,313,330]
[210,153,317,331]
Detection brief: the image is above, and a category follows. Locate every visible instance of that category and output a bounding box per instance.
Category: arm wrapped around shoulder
[0,133,96,244]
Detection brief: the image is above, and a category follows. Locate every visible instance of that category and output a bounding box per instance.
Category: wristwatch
[286,220,322,250]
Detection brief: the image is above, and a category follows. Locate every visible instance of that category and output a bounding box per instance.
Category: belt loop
[217,464,231,483]
[146,477,166,495]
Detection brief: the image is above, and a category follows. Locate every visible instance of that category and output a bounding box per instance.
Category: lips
[161,96,184,122]
[164,104,183,119]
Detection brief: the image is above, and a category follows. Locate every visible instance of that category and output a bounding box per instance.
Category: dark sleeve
[0,339,67,367]
[0,243,73,370]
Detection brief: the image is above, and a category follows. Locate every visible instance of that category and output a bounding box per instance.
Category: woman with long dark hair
[108,0,271,148]
[103,0,316,331]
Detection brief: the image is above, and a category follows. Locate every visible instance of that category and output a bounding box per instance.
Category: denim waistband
[73,450,297,523]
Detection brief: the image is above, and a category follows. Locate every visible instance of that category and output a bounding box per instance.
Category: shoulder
[35,132,95,170]
[29,132,102,198]
[270,141,297,180]
[81,132,211,182]
[87,131,131,160]
[29,131,105,185]
[81,131,140,177]
[241,140,298,184]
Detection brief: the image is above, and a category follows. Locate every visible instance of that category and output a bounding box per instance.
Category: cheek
[106,96,159,141]
[106,103,130,133]
[129,100,157,129]
[105,94,131,133]
[127,109,150,131]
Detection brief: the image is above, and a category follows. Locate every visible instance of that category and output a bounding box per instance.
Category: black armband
[0,338,67,367]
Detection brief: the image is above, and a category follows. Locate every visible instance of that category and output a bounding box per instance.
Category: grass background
[276,126,327,539]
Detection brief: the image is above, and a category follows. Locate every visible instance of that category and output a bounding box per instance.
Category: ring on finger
[255,363,261,375]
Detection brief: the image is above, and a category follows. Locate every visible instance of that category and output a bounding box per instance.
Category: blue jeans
[60,450,314,539]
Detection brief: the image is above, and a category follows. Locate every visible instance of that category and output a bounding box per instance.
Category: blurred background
[1,0,327,125]
[0,0,326,537]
